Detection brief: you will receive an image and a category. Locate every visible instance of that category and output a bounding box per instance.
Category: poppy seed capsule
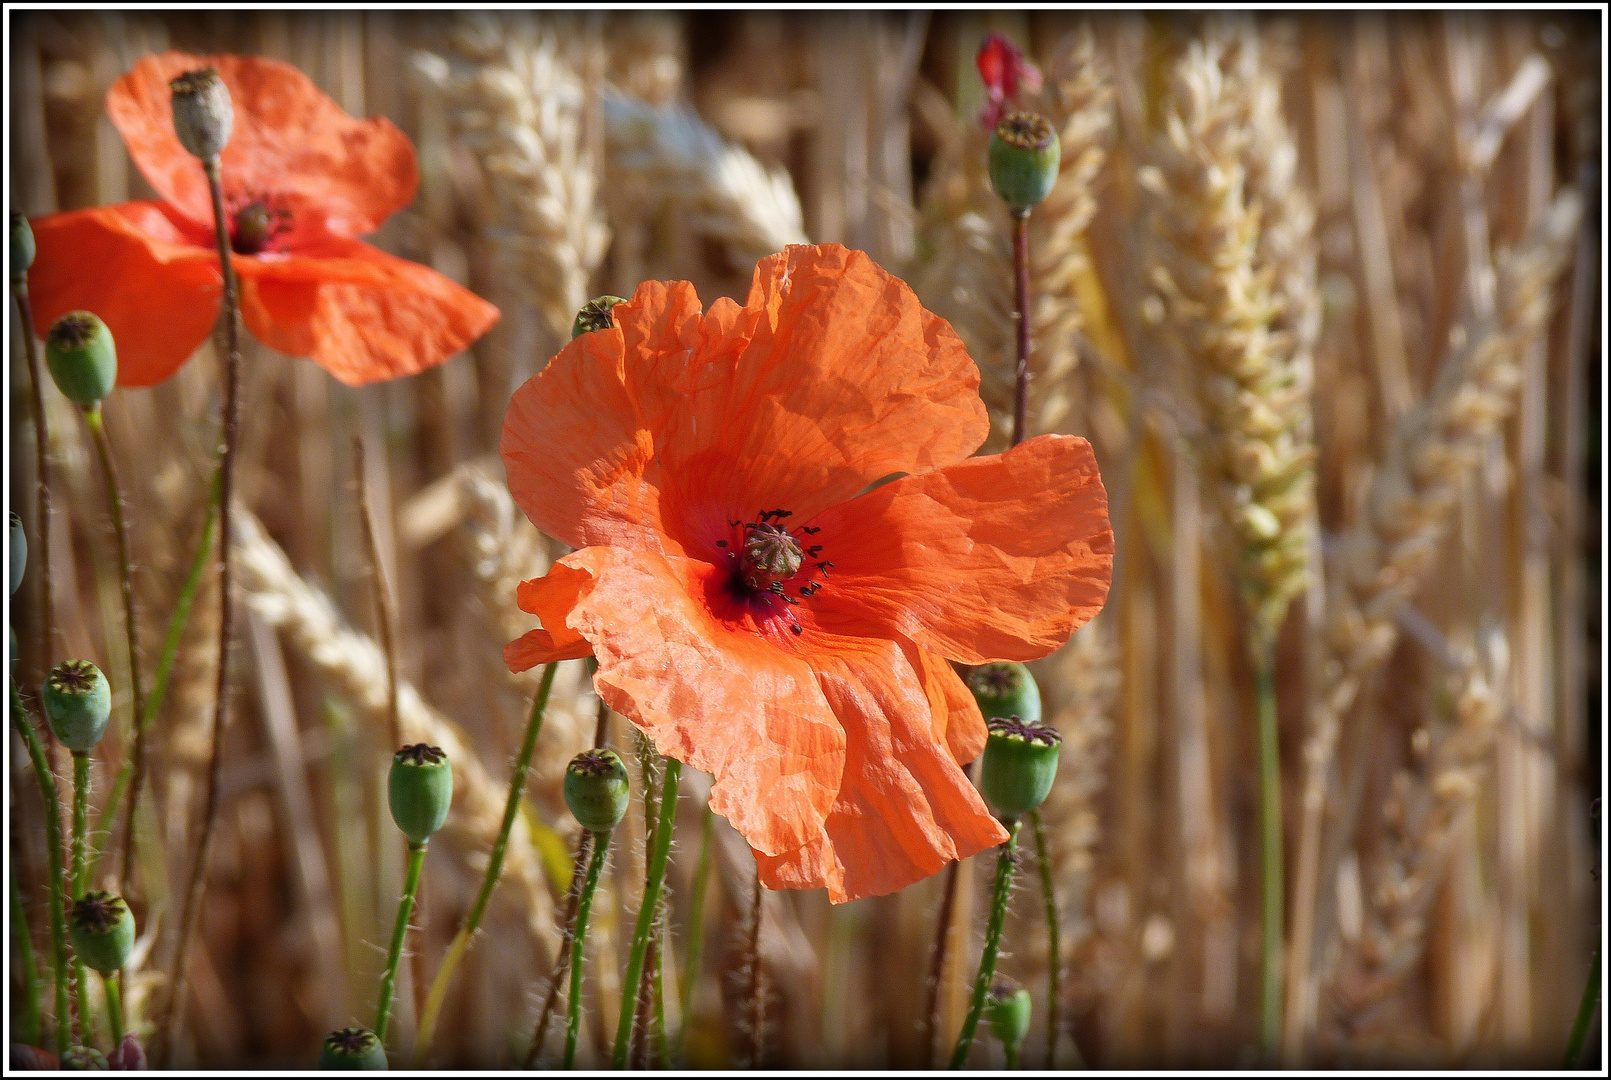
[10,511,25,596]
[68,891,135,974]
[45,312,117,407]
[169,67,234,161]
[105,1034,146,1071]
[42,660,112,753]
[60,1046,108,1070]
[979,715,1061,819]
[564,749,631,833]
[983,979,1032,1050]
[11,212,34,278]
[388,744,452,844]
[988,111,1060,212]
[965,661,1041,726]
[572,295,629,338]
[319,1027,388,1070]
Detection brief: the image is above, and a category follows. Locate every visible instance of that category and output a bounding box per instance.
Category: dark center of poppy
[327,1027,377,1055]
[71,890,126,934]
[395,743,447,767]
[229,198,291,255]
[741,522,803,590]
[717,509,833,636]
[47,659,97,696]
[969,663,1023,698]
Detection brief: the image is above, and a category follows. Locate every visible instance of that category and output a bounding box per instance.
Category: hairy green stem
[1029,810,1070,1068]
[612,757,681,1068]
[527,830,594,1067]
[375,839,428,1046]
[1255,645,1283,1061]
[12,683,70,1051]
[1565,946,1600,1068]
[11,855,43,1047]
[565,830,612,1069]
[413,663,557,1065]
[71,753,89,900]
[631,735,663,1068]
[673,803,715,1066]
[949,818,1021,1069]
[12,275,55,706]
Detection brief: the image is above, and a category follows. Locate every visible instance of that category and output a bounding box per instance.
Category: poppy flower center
[228,197,291,255]
[714,509,833,635]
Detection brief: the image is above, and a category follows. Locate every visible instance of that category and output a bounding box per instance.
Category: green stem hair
[71,753,89,901]
[414,662,557,1065]
[564,829,612,1069]
[949,817,1022,1069]
[11,853,43,1047]
[612,756,681,1068]
[12,683,70,1052]
[374,839,428,1047]
[1029,810,1066,1068]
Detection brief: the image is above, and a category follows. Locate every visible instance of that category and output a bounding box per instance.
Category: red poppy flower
[26,51,498,387]
[500,244,1113,902]
[977,32,1043,131]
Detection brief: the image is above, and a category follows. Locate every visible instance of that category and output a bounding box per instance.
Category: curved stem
[1255,643,1284,1062]
[1565,946,1601,1068]
[414,662,558,1065]
[11,855,43,1047]
[83,407,147,890]
[673,802,715,1067]
[1010,208,1032,447]
[949,818,1021,1069]
[374,839,428,1047]
[12,276,55,703]
[1029,810,1066,1068]
[162,153,243,1067]
[564,830,611,1069]
[527,830,595,1067]
[12,683,70,1052]
[611,757,681,1068]
[105,971,124,1044]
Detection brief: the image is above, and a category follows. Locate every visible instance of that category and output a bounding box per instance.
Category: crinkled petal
[808,434,1113,664]
[904,641,988,766]
[28,203,220,388]
[106,50,417,237]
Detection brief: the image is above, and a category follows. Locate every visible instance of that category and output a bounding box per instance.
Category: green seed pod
[45,312,117,407]
[169,68,233,161]
[965,662,1041,725]
[564,749,631,833]
[42,660,111,753]
[988,111,1060,212]
[572,295,629,338]
[983,978,1032,1051]
[319,1027,387,1070]
[11,212,35,278]
[60,1046,108,1070]
[10,511,25,595]
[388,744,452,845]
[68,891,135,974]
[979,715,1061,819]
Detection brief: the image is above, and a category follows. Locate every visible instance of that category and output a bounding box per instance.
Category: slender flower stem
[105,972,125,1043]
[652,927,670,1069]
[674,803,715,1067]
[71,753,90,900]
[11,845,43,1047]
[82,406,148,889]
[414,663,558,1065]
[353,436,401,752]
[1004,1043,1020,1070]
[527,830,595,1067]
[612,757,681,1068]
[375,840,428,1047]
[746,869,766,1069]
[631,737,664,1068]
[1029,810,1068,1068]
[925,759,978,1068]
[162,152,244,1069]
[12,274,56,700]
[12,682,70,1052]
[949,817,1022,1069]
[565,830,612,1069]
[1010,208,1032,447]
[1565,946,1600,1068]
[1254,642,1284,1062]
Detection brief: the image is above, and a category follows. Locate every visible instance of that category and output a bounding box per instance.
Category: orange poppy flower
[26,51,498,387]
[502,244,1113,901]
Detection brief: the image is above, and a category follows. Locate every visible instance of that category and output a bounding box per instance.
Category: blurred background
[7,9,1601,1069]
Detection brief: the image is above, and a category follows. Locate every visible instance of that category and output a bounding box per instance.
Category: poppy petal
[106,51,417,238]
[508,547,848,858]
[235,240,498,386]
[755,634,1008,902]
[808,434,1113,665]
[28,203,220,388]
[904,641,988,766]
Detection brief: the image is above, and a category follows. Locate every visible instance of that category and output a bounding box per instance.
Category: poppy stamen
[227,193,292,255]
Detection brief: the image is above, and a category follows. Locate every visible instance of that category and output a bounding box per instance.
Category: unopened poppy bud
[984,978,1032,1051]
[43,660,111,753]
[169,67,233,162]
[45,312,117,407]
[965,662,1041,725]
[11,212,35,278]
[69,891,136,974]
[564,749,630,833]
[988,111,1060,212]
[979,715,1061,819]
[319,1027,387,1070]
[10,511,25,595]
[388,744,452,845]
[61,1045,109,1070]
[572,295,628,338]
[106,1033,146,1070]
